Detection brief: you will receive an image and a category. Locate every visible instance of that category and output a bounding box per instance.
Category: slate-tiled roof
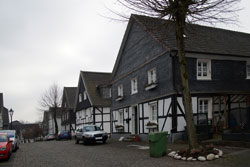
[132,15,250,57]
[81,71,111,107]
[64,87,77,109]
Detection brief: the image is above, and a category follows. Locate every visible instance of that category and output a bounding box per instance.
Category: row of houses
[0,93,10,130]
[43,14,250,140]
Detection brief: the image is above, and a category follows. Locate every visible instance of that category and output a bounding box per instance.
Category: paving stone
[10,139,250,167]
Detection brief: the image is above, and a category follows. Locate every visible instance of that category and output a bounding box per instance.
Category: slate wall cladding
[111,53,173,109]
[174,57,250,93]
[113,22,167,79]
[75,78,91,111]
[111,21,176,110]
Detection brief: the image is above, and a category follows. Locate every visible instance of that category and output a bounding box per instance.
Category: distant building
[0,93,9,130]
[42,107,62,135]
[61,87,77,134]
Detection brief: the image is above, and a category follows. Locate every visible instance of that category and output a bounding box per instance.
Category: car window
[0,135,7,142]
[83,126,100,132]
[7,133,14,138]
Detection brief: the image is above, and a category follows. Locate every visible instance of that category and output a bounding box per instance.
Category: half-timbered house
[111,15,250,140]
[61,87,77,134]
[74,71,112,133]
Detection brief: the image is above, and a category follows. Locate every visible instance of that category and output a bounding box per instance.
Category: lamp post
[9,108,14,130]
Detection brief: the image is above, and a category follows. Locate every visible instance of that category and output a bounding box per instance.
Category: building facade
[110,15,250,139]
[74,71,111,133]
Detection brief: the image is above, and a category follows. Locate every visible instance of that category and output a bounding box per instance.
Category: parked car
[0,130,19,152]
[56,131,72,140]
[44,134,56,141]
[75,125,108,144]
[0,133,12,161]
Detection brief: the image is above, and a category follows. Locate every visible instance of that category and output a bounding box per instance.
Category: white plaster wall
[165,98,172,115]
[177,117,186,131]
[158,100,164,116]
[103,122,110,133]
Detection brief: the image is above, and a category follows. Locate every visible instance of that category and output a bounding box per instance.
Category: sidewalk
[111,138,250,167]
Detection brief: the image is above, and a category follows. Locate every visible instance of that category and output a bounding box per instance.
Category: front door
[132,105,139,134]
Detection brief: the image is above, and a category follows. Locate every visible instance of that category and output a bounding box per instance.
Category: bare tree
[115,0,240,149]
[40,84,62,136]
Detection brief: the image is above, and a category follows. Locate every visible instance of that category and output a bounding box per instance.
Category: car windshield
[83,126,100,132]
[0,135,7,142]
[0,131,15,138]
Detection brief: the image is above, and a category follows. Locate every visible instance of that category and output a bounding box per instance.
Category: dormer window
[79,93,82,102]
[197,59,211,80]
[148,68,157,85]
[247,61,250,79]
[131,78,138,94]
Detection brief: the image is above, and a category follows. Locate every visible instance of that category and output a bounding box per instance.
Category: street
[1,139,250,167]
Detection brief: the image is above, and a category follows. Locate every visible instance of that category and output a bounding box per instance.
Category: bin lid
[148,132,168,142]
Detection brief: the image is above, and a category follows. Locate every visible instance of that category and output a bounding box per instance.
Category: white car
[44,134,55,141]
[75,125,108,144]
[0,130,19,152]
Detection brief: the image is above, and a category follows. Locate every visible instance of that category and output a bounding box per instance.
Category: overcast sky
[1,0,250,123]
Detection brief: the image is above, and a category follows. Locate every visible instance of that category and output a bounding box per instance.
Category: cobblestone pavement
[6,139,250,167]
[0,150,16,167]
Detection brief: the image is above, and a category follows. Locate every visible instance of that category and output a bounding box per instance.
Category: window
[247,61,250,79]
[148,68,157,85]
[131,78,138,94]
[149,103,157,122]
[83,91,87,100]
[198,98,212,124]
[118,110,123,125]
[197,59,211,80]
[118,84,123,97]
[78,93,82,102]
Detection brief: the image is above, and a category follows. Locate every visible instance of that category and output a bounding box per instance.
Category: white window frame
[198,98,212,121]
[148,68,157,85]
[197,59,211,80]
[247,61,250,79]
[149,103,158,123]
[78,93,82,102]
[118,110,124,125]
[131,78,138,94]
[83,91,87,100]
[118,84,123,97]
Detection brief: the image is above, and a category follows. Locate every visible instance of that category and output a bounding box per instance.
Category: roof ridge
[133,14,250,36]
[80,70,111,74]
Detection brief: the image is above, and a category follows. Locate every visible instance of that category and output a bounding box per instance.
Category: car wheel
[6,151,11,161]
[102,139,106,144]
[75,139,79,144]
[83,139,89,145]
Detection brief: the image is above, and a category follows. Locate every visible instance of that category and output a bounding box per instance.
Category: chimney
[0,93,3,107]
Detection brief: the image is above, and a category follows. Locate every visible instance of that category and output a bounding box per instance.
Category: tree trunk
[53,107,58,136]
[175,13,199,149]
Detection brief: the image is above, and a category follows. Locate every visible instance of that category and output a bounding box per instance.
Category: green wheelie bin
[148,132,168,157]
